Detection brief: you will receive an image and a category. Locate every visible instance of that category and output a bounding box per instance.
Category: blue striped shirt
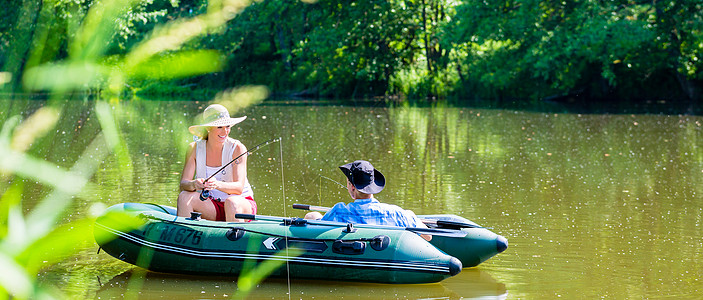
[321,198,423,228]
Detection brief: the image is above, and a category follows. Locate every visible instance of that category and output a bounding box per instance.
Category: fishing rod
[200,137,281,201]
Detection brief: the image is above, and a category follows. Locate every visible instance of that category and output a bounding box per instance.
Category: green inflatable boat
[94,203,507,284]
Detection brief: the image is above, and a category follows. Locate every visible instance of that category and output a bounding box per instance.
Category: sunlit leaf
[2,193,27,257]
[0,184,23,242]
[213,85,269,114]
[1,0,272,297]
[124,0,251,71]
[0,254,32,299]
[124,269,148,300]
[95,102,121,150]
[70,0,142,60]
[129,50,224,79]
[0,72,11,86]
[16,217,98,275]
[92,211,145,245]
[95,101,133,179]
[125,18,211,71]
[22,62,109,91]
[0,116,21,146]
[25,134,112,237]
[10,107,60,153]
[234,248,303,300]
[0,146,86,196]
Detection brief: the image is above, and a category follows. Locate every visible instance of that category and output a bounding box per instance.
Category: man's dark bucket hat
[339,160,385,194]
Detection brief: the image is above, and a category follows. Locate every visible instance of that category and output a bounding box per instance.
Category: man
[305,160,431,240]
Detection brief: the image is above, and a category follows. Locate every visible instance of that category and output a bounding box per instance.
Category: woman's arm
[179,142,204,192]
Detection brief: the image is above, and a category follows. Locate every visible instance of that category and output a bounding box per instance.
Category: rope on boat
[137,213,388,244]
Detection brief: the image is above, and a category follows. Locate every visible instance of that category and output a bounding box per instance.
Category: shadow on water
[449,97,701,115]
[96,268,507,299]
[250,97,702,116]
[133,92,700,115]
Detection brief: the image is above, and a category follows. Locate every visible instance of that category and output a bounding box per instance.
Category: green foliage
[295,0,419,97]
[389,63,460,100]
[199,0,425,97]
[189,0,700,102]
[443,0,702,102]
[234,247,302,300]
[0,0,272,298]
[2,0,701,103]
[0,102,134,299]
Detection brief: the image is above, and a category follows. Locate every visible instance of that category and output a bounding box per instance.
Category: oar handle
[235,213,256,220]
[292,204,330,212]
[291,204,309,210]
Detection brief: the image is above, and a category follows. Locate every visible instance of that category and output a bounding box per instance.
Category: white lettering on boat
[141,223,203,245]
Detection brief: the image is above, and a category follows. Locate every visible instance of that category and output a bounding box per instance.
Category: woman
[176,104,256,222]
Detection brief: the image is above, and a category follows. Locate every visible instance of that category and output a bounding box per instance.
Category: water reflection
[6,99,702,298]
[96,267,506,299]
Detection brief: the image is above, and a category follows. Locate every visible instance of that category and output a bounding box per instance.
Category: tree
[444,0,702,103]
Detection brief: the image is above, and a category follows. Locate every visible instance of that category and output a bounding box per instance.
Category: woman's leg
[177,191,217,220]
[223,195,255,222]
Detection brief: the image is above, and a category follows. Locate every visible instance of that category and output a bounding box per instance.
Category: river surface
[5,99,703,299]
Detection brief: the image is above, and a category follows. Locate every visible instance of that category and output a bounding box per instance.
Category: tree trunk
[653,0,700,104]
[421,0,432,74]
[4,0,43,93]
[276,22,292,71]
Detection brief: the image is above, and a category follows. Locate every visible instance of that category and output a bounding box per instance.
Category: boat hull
[419,214,509,268]
[94,203,462,284]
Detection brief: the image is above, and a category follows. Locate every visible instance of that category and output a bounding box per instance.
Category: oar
[235,214,469,238]
[291,204,485,229]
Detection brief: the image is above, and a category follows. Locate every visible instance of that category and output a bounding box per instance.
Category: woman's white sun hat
[188,104,247,137]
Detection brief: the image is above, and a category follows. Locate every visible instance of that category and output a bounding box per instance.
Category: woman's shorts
[210,195,256,221]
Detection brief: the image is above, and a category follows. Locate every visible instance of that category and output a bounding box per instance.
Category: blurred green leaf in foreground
[0,102,130,299]
[0,0,270,298]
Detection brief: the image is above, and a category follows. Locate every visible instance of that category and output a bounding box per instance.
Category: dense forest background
[1,0,701,106]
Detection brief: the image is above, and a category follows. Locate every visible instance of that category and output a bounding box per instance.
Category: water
[5,99,703,298]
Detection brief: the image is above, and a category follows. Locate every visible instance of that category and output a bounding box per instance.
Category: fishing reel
[199,190,211,201]
[199,189,222,202]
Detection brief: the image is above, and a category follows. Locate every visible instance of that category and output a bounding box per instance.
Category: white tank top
[196,138,254,201]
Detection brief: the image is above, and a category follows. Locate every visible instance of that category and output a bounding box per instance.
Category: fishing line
[317,174,345,204]
[318,174,345,189]
[279,137,292,300]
